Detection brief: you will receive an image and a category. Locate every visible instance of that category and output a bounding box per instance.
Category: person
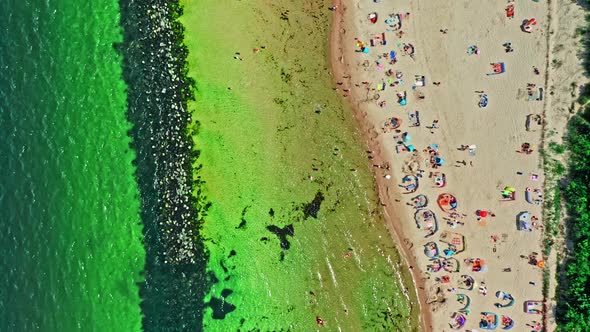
[316,316,325,326]
[329,5,337,11]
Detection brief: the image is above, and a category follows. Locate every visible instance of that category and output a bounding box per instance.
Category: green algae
[180,0,420,330]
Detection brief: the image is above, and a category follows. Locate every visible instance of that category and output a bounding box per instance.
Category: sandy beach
[331,0,585,330]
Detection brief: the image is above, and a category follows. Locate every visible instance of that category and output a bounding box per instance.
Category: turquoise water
[0,0,145,330]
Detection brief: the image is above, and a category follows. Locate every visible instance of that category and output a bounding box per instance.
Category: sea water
[0,0,145,330]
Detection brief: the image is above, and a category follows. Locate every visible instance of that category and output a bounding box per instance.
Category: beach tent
[487,62,506,75]
[457,294,471,313]
[517,211,533,231]
[501,316,514,330]
[459,274,476,290]
[403,43,415,57]
[408,110,420,127]
[468,258,487,272]
[449,312,467,330]
[414,208,438,238]
[384,117,402,131]
[528,87,544,101]
[501,186,516,200]
[424,242,440,258]
[437,193,458,213]
[402,175,419,194]
[439,230,465,254]
[434,172,446,188]
[525,187,533,204]
[495,291,515,308]
[524,301,543,314]
[411,194,429,208]
[427,258,442,273]
[479,312,498,330]
[443,257,460,272]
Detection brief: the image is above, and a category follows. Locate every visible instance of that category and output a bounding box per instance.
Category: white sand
[331,0,585,330]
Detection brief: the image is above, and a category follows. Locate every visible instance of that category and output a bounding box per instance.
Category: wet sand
[329,1,432,330]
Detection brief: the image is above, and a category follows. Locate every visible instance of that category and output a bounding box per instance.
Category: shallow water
[181,0,420,330]
[0,0,420,329]
[0,0,145,330]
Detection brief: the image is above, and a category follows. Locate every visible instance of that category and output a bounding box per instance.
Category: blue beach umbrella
[362,47,370,54]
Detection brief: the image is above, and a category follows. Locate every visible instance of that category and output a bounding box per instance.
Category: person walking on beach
[429,119,439,133]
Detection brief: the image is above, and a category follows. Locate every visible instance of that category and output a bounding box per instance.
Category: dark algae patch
[267,224,295,250]
[302,191,325,219]
[206,289,237,320]
[118,0,208,330]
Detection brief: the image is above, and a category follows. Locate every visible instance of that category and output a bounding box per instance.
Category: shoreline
[328,0,431,330]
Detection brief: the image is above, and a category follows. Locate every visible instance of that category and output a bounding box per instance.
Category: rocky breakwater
[120,0,201,263]
[118,0,207,329]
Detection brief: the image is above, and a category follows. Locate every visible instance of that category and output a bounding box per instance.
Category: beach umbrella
[476,209,488,217]
[403,133,412,143]
[400,99,407,106]
[362,47,370,54]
